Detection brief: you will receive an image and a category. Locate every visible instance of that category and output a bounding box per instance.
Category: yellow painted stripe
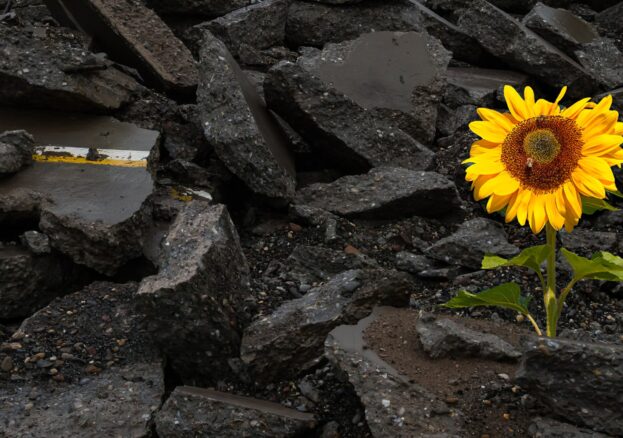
[32,154,147,168]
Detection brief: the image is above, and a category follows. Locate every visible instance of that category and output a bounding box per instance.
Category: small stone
[1,356,13,372]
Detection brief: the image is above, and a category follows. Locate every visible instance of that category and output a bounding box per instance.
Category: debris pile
[0,0,622,436]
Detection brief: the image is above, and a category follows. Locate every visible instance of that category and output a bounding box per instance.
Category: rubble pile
[0,0,622,436]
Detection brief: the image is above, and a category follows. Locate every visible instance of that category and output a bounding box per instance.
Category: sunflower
[465,85,623,234]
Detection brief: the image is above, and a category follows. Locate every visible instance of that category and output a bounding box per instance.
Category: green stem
[555,278,578,324]
[526,313,543,337]
[544,225,558,337]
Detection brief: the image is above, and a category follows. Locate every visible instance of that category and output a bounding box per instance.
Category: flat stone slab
[294,167,460,220]
[43,0,198,95]
[198,32,296,200]
[445,67,529,107]
[325,308,464,437]
[156,387,316,437]
[0,282,164,438]
[298,31,450,144]
[0,109,158,274]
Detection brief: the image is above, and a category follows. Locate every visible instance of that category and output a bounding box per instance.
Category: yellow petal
[478,171,520,198]
[477,108,515,132]
[505,192,519,223]
[504,85,529,121]
[528,195,547,234]
[469,121,508,143]
[563,182,582,219]
[571,169,606,198]
[545,193,565,230]
[561,97,591,120]
[582,134,623,155]
[486,193,512,213]
[515,189,532,226]
[553,86,567,106]
[523,86,536,118]
[578,156,615,184]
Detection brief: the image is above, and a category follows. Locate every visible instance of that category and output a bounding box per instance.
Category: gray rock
[0,25,139,111]
[595,2,623,40]
[423,0,537,18]
[0,130,33,174]
[516,337,623,436]
[156,386,316,437]
[416,315,522,361]
[407,0,484,64]
[19,230,51,254]
[286,245,378,284]
[426,218,519,270]
[137,202,250,383]
[0,282,164,438]
[194,0,287,58]
[294,167,460,220]
[147,0,250,16]
[198,31,296,200]
[575,38,623,89]
[523,2,599,57]
[297,31,451,144]
[458,0,596,96]
[436,104,479,137]
[595,209,623,228]
[528,417,609,438]
[559,228,618,254]
[240,269,413,381]
[285,0,424,48]
[265,61,435,172]
[308,0,364,3]
[445,67,529,108]
[325,308,464,437]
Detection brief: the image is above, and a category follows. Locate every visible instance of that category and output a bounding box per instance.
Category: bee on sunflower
[444,86,623,337]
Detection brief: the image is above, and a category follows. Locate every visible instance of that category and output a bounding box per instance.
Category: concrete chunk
[156,387,316,437]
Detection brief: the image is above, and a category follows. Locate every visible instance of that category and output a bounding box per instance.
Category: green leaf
[482,245,548,274]
[560,248,623,282]
[609,189,623,199]
[581,197,618,215]
[442,282,532,315]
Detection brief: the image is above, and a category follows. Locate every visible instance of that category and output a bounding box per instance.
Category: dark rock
[194,0,287,58]
[309,0,364,3]
[240,269,413,381]
[458,0,595,96]
[575,38,623,89]
[43,0,198,96]
[0,25,139,111]
[325,308,464,437]
[445,67,529,108]
[155,387,316,437]
[286,245,378,285]
[285,0,424,48]
[0,130,33,174]
[395,252,437,274]
[19,230,51,254]
[137,202,250,383]
[408,0,484,64]
[0,282,164,438]
[528,417,609,438]
[237,45,297,69]
[436,104,478,137]
[516,337,623,436]
[523,2,599,56]
[426,218,519,270]
[559,228,617,254]
[595,2,623,40]
[265,61,434,172]
[297,31,450,144]
[423,0,538,17]
[147,0,250,16]
[595,209,623,228]
[294,167,460,220]
[416,315,521,360]
[197,31,296,200]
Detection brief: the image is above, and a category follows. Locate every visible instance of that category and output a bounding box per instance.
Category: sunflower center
[501,116,583,193]
[522,129,561,164]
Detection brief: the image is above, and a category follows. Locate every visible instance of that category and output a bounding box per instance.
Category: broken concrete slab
[197,32,296,200]
[285,0,425,48]
[416,315,522,361]
[516,337,623,436]
[294,167,460,220]
[575,38,623,89]
[265,62,435,172]
[523,2,599,57]
[240,269,413,382]
[137,202,251,383]
[445,67,529,108]
[595,2,623,41]
[426,218,519,270]
[192,0,287,59]
[0,282,165,437]
[458,0,596,96]
[325,307,464,437]
[146,0,251,17]
[0,24,139,111]
[297,31,450,144]
[0,130,33,174]
[156,387,317,437]
[0,109,158,275]
[43,0,198,96]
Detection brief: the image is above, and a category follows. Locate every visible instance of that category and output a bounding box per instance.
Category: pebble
[1,356,14,372]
